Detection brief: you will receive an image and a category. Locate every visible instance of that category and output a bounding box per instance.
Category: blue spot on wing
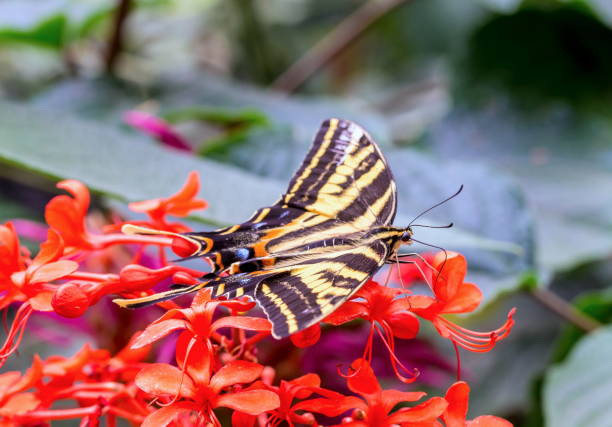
[235,248,250,260]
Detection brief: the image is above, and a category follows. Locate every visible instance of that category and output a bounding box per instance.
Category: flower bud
[172,271,199,285]
[52,283,89,317]
[171,237,199,258]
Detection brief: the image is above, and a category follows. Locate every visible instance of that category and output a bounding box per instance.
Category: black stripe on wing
[180,205,307,272]
[253,241,389,338]
[278,118,397,228]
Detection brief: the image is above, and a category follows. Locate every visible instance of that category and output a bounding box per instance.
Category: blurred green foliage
[1,0,612,425]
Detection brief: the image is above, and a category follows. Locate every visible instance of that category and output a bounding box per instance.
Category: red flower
[1,229,78,366]
[50,263,207,318]
[408,252,515,352]
[0,337,152,426]
[443,381,512,427]
[0,223,26,286]
[0,356,43,419]
[45,180,95,252]
[295,281,420,382]
[127,171,208,233]
[136,352,279,426]
[45,180,173,253]
[296,359,447,427]
[130,289,270,357]
[7,229,78,311]
[246,372,343,427]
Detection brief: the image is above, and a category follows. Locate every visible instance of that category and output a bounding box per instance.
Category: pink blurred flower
[124,111,192,152]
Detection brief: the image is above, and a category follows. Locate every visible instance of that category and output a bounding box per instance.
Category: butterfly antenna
[408,185,463,226]
[410,222,454,229]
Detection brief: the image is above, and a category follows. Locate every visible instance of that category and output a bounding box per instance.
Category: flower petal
[442,283,482,314]
[325,301,368,325]
[209,360,263,392]
[406,295,437,313]
[132,319,187,349]
[381,389,426,413]
[212,316,271,333]
[347,359,381,396]
[29,291,54,312]
[114,335,151,364]
[388,311,420,339]
[124,111,193,152]
[0,392,40,415]
[141,402,196,427]
[175,331,212,386]
[294,396,364,417]
[166,172,205,214]
[30,230,63,269]
[432,251,466,302]
[443,381,469,427]
[231,410,257,427]
[57,180,90,217]
[388,396,448,424]
[290,324,320,348]
[467,415,513,426]
[135,363,196,399]
[217,390,280,415]
[29,260,78,284]
[5,355,43,396]
[45,201,84,247]
[289,373,321,388]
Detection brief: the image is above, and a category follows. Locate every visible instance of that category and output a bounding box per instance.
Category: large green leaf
[544,324,612,427]
[0,101,282,226]
[0,14,66,49]
[427,103,612,275]
[0,101,522,242]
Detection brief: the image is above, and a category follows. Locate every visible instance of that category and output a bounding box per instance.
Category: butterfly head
[400,227,414,243]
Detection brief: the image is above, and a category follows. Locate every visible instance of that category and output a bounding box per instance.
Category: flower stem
[105,0,133,74]
[530,287,601,332]
[271,0,412,93]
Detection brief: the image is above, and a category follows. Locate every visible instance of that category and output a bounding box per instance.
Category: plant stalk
[272,0,411,93]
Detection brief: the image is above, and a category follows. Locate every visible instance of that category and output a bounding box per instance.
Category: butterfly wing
[279,118,397,228]
[258,241,390,338]
[182,118,397,271]
[115,118,398,333]
[114,237,390,338]
[206,239,390,338]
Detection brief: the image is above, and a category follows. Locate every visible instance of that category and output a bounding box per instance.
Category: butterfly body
[115,118,414,338]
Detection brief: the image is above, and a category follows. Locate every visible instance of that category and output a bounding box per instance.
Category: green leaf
[552,288,612,363]
[0,101,283,226]
[162,106,268,127]
[161,106,270,157]
[544,324,612,427]
[0,14,67,49]
[426,102,612,275]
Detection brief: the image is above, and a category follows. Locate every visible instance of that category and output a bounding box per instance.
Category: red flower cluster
[0,174,515,426]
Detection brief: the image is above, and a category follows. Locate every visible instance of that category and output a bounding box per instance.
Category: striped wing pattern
[280,118,397,229]
[202,239,389,338]
[115,118,401,338]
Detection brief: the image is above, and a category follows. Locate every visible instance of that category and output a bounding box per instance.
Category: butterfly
[114,118,417,339]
